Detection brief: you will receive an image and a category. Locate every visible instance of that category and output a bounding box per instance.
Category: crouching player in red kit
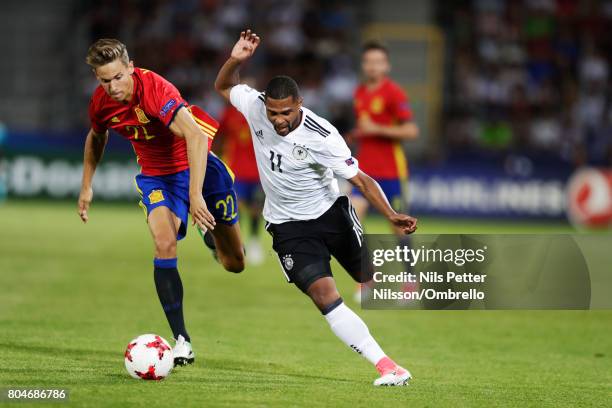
[78,39,245,366]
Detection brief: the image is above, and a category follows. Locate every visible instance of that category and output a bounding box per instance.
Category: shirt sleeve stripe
[197,124,216,138]
[197,123,216,136]
[304,122,328,138]
[192,114,218,133]
[305,116,330,135]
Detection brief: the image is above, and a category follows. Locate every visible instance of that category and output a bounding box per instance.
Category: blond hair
[86,38,129,68]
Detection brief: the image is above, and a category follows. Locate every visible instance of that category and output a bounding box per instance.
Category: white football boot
[246,239,264,266]
[173,335,195,366]
[373,366,412,386]
[353,283,372,304]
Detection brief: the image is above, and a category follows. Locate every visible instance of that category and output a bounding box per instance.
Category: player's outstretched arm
[214,29,261,102]
[78,128,108,223]
[349,170,418,234]
[169,107,216,231]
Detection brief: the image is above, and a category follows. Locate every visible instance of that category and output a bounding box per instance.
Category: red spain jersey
[88,67,218,176]
[218,105,259,182]
[354,78,412,179]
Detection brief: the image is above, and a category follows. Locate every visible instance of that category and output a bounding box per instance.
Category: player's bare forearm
[185,131,208,198]
[78,128,108,222]
[81,128,108,189]
[358,118,419,140]
[169,107,216,230]
[215,29,261,101]
[170,108,208,198]
[377,122,419,140]
[349,171,418,234]
[349,171,395,218]
[214,57,243,102]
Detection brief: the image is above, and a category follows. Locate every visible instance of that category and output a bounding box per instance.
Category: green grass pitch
[0,201,610,407]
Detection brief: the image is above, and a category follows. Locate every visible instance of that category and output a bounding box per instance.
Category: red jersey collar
[363,77,390,94]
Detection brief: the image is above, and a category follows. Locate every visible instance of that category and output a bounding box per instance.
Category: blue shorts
[135,153,238,240]
[352,178,406,212]
[234,180,263,203]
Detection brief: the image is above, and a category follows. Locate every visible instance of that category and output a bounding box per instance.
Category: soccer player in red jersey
[351,42,420,301]
[351,42,419,220]
[216,97,265,264]
[77,39,246,366]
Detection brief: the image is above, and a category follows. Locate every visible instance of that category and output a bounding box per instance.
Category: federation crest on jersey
[282,254,294,270]
[370,96,384,114]
[134,106,150,124]
[148,190,165,204]
[292,144,309,160]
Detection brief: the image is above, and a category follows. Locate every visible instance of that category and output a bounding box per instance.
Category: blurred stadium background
[1,2,611,406]
[0,0,610,227]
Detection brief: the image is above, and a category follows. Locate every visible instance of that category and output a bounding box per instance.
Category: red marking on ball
[124,342,137,362]
[135,365,164,380]
[146,336,171,360]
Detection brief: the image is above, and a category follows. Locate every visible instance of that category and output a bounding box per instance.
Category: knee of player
[221,252,245,273]
[224,261,245,273]
[311,290,341,311]
[306,282,340,310]
[154,236,177,257]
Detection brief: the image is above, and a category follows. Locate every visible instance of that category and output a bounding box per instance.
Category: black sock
[398,235,411,248]
[250,214,260,237]
[153,258,190,342]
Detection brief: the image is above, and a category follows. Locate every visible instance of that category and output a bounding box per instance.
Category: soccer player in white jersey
[215,30,418,386]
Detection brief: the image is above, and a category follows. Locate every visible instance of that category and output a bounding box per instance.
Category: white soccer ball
[124,334,174,380]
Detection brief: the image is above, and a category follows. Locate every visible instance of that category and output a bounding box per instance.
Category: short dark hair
[265,75,300,100]
[362,41,389,57]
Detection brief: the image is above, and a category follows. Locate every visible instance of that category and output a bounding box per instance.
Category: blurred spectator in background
[0,121,7,202]
[439,0,612,168]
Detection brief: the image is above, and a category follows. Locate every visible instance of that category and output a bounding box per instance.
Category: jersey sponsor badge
[292,144,309,160]
[282,254,294,271]
[160,99,177,117]
[134,106,150,124]
[148,189,165,204]
[345,158,355,166]
[399,101,411,112]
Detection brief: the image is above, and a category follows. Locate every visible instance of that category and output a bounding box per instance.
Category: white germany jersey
[230,84,359,224]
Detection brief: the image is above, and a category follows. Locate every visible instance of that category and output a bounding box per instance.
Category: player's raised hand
[190,195,216,232]
[231,29,260,62]
[389,213,418,234]
[78,186,93,223]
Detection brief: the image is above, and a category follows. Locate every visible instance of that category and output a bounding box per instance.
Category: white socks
[324,301,386,365]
